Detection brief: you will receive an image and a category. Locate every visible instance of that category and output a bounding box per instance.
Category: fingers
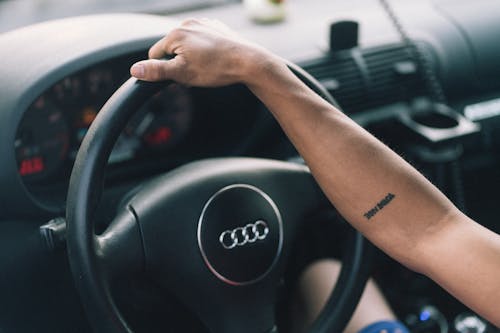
[131,18,250,85]
[148,37,168,59]
[148,32,180,59]
[148,18,229,60]
[130,58,182,82]
[148,19,203,59]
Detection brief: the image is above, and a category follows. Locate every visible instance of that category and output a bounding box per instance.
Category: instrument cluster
[16,55,193,185]
[14,52,263,206]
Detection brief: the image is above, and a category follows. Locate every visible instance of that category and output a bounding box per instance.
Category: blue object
[358,320,410,333]
[420,310,431,321]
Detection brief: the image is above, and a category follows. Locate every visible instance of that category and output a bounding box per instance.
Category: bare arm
[244,61,500,325]
[131,19,500,326]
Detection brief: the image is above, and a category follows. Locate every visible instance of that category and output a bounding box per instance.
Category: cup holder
[411,111,459,129]
[399,102,480,143]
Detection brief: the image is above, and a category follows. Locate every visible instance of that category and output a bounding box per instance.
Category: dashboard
[1,34,264,213]
[13,51,264,210]
[0,1,500,332]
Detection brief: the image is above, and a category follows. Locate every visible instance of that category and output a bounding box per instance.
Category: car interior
[0,0,499,332]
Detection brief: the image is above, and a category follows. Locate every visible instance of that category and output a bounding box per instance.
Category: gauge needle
[135,112,155,136]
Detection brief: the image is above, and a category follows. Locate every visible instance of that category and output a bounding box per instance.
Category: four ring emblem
[219,220,270,249]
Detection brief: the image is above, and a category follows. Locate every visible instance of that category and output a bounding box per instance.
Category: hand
[130,18,279,87]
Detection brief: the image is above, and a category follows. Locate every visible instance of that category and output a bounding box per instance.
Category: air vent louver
[302,44,426,113]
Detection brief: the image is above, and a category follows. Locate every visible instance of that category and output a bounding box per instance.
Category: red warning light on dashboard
[19,157,45,176]
[144,127,172,146]
[82,107,97,126]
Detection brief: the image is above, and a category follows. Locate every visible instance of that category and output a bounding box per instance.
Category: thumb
[130,58,181,82]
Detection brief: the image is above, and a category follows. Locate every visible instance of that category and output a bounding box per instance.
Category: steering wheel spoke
[199,296,277,333]
[95,208,144,278]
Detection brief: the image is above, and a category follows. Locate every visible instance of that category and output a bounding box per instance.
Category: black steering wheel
[66,61,372,333]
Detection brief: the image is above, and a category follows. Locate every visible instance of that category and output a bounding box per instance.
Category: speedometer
[15,96,70,182]
[110,83,193,163]
[140,84,192,150]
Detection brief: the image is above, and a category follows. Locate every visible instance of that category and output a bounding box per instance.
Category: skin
[130,19,500,327]
[291,259,397,333]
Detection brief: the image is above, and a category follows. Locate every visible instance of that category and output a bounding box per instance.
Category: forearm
[246,61,500,325]
[244,60,458,271]
[423,217,500,325]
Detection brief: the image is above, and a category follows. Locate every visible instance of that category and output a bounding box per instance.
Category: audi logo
[219,220,270,249]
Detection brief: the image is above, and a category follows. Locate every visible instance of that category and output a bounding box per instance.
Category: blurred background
[0,0,239,32]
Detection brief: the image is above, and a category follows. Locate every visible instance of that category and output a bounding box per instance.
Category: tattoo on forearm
[363,193,395,220]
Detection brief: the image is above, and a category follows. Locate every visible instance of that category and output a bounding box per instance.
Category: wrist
[235,45,286,87]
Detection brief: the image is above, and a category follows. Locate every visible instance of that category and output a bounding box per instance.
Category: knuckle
[168,59,184,80]
[199,17,214,24]
[147,61,163,81]
[167,28,183,40]
[158,64,171,81]
[180,18,199,27]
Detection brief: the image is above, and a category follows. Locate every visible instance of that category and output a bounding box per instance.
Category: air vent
[304,53,366,112]
[302,44,426,113]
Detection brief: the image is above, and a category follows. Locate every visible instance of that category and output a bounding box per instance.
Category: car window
[0,0,240,32]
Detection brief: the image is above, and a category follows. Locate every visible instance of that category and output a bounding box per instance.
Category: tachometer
[110,84,193,163]
[15,97,70,182]
[140,84,192,150]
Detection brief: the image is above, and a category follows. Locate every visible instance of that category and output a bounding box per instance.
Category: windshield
[0,0,239,32]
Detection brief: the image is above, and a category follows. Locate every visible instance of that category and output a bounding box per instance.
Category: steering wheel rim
[66,62,373,333]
